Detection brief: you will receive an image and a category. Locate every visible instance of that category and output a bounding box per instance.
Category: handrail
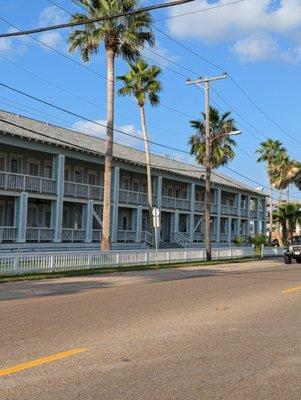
[171,231,190,248]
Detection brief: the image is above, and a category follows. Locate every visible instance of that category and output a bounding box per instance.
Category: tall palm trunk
[139,105,154,243]
[101,48,115,251]
[269,183,273,244]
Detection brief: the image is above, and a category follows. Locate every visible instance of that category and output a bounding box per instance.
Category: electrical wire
[0,0,197,39]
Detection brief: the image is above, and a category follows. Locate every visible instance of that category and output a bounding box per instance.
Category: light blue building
[0,110,266,251]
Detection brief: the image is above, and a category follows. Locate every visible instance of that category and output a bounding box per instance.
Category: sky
[1,0,301,200]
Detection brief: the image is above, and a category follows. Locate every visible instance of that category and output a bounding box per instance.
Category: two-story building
[0,110,267,251]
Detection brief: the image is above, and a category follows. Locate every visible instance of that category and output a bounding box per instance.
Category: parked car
[284,236,301,264]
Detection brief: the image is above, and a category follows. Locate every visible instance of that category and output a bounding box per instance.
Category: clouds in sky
[0,6,66,56]
[37,6,66,50]
[167,0,301,63]
[72,119,143,148]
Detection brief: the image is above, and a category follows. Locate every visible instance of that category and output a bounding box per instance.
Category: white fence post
[261,244,264,259]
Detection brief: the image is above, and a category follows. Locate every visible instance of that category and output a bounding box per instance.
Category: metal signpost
[152,207,160,266]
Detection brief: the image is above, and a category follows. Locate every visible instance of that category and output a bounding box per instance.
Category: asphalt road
[1,258,301,399]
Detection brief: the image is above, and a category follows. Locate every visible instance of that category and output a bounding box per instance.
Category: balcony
[62,229,86,242]
[250,210,257,219]
[241,207,248,218]
[92,229,102,242]
[119,189,149,206]
[117,230,136,242]
[26,228,54,242]
[0,226,17,242]
[64,181,103,201]
[195,201,204,212]
[0,172,56,195]
[162,196,190,211]
[221,204,238,216]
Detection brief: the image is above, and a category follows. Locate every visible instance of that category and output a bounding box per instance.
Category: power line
[46,0,73,16]
[0,81,192,154]
[0,18,196,121]
[154,25,301,150]
[0,0,196,39]
[157,0,248,21]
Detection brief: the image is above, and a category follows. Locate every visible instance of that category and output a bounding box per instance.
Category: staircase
[93,207,102,228]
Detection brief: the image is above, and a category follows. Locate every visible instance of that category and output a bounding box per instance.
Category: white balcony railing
[0,172,56,194]
[62,229,86,242]
[64,181,103,201]
[240,207,248,217]
[195,201,204,212]
[193,232,204,242]
[117,230,136,242]
[220,233,229,242]
[0,226,17,242]
[221,204,238,216]
[162,196,190,210]
[92,229,102,242]
[26,228,54,242]
[119,189,148,206]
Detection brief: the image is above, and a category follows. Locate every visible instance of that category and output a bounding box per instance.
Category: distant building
[0,110,267,250]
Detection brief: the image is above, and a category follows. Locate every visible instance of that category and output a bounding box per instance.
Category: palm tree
[256,139,286,242]
[268,152,299,203]
[117,59,162,242]
[273,203,301,244]
[293,162,301,193]
[188,107,237,169]
[188,106,238,251]
[68,0,154,251]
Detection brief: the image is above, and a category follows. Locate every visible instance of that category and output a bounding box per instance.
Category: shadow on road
[1,261,300,302]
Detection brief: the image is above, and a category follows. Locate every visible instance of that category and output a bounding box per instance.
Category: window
[175,187,181,198]
[45,211,51,227]
[10,155,22,173]
[44,162,52,178]
[167,186,173,197]
[121,176,130,190]
[64,166,71,181]
[0,153,6,171]
[74,167,84,183]
[141,180,146,193]
[27,206,38,227]
[182,189,187,199]
[27,159,40,176]
[88,171,97,186]
[63,209,69,228]
[132,179,139,192]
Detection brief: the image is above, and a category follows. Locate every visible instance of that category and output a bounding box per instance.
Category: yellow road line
[282,285,301,294]
[0,348,86,377]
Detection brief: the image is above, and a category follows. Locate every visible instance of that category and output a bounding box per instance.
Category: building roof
[0,110,265,196]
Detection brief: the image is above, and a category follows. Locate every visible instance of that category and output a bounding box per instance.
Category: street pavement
[1,258,301,399]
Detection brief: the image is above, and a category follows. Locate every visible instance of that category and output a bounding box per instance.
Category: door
[10,155,22,174]
[161,213,171,241]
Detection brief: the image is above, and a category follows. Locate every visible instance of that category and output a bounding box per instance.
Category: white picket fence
[0,247,255,276]
[261,246,285,258]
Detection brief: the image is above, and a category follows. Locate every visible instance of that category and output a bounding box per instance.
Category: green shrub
[233,236,244,246]
[249,234,268,249]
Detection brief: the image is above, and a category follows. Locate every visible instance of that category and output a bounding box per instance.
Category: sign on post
[152,207,160,266]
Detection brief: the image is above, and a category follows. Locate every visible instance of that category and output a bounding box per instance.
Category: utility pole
[187,73,228,261]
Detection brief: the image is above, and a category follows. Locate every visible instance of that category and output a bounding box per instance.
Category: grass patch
[0,256,261,283]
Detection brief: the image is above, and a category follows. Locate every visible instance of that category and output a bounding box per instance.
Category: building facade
[0,111,267,250]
